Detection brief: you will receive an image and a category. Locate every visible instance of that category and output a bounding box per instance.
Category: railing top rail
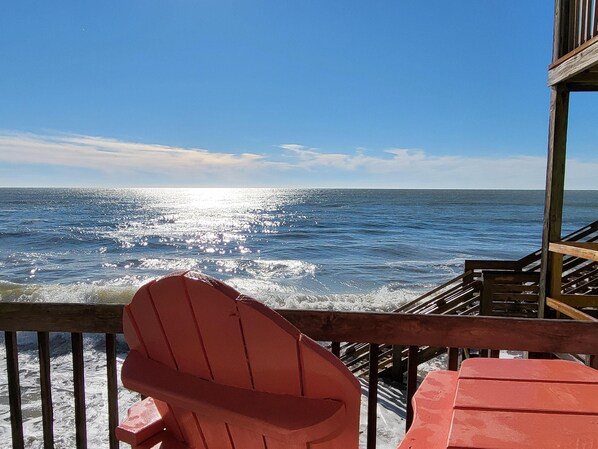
[1,302,597,356]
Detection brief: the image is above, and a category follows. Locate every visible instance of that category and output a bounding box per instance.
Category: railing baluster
[448,347,459,371]
[38,332,54,448]
[367,343,379,449]
[490,349,500,358]
[573,0,581,48]
[593,0,598,37]
[582,0,589,43]
[406,345,419,431]
[5,331,24,449]
[72,333,87,449]
[568,0,577,52]
[106,334,119,449]
[331,341,341,357]
[391,345,404,382]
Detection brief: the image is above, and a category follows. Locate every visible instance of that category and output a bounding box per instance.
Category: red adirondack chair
[116,271,361,449]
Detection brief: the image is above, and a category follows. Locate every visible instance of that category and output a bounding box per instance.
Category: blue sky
[0,1,596,188]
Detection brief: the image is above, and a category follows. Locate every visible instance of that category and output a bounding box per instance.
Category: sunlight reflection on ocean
[1,188,597,309]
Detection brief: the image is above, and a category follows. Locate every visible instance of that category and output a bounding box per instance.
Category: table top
[398,358,598,449]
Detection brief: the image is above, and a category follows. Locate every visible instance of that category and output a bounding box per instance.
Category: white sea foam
[0,281,137,304]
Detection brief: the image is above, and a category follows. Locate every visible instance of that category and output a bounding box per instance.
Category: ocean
[1,188,597,448]
[2,188,597,309]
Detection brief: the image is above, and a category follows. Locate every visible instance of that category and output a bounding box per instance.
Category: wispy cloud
[0,131,279,173]
[277,144,597,189]
[1,131,596,188]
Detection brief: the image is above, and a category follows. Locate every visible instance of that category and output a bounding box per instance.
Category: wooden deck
[548,0,598,88]
[1,302,598,449]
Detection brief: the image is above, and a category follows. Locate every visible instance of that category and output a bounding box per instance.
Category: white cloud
[1,131,596,188]
[276,144,597,189]
[0,131,280,175]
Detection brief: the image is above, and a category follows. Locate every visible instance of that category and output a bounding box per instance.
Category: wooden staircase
[341,219,598,378]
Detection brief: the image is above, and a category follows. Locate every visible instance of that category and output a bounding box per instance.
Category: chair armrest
[115,397,165,446]
[122,351,346,444]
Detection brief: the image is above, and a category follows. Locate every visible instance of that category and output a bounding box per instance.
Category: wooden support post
[539,84,570,318]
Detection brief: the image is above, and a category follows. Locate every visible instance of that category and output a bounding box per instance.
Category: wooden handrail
[549,242,598,262]
[553,0,598,60]
[547,297,598,322]
[2,302,598,449]
[1,302,597,355]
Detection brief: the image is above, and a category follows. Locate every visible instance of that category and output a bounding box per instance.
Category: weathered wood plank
[38,332,54,449]
[492,284,539,293]
[560,294,598,307]
[550,242,598,262]
[482,273,540,283]
[491,293,540,302]
[548,36,598,85]
[547,297,598,321]
[367,344,379,449]
[71,333,87,449]
[463,260,521,271]
[0,303,124,333]
[280,310,598,355]
[1,303,598,355]
[5,331,24,449]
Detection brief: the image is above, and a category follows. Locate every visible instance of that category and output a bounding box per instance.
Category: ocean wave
[226,277,418,311]
[0,276,419,311]
[0,281,137,304]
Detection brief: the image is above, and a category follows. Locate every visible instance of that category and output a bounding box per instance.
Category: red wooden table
[398,358,598,449]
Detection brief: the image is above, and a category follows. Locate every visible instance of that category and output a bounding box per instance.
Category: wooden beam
[0,303,124,333]
[549,242,598,262]
[539,85,569,317]
[560,294,598,307]
[548,37,598,85]
[546,297,598,321]
[279,310,598,355]
[1,303,598,355]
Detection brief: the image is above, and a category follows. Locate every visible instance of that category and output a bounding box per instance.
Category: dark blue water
[1,188,597,309]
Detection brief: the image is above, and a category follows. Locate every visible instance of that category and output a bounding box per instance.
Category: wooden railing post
[391,345,404,382]
[106,334,119,449]
[405,345,419,431]
[367,344,379,449]
[447,347,459,371]
[480,273,494,316]
[38,332,54,449]
[72,333,87,449]
[554,0,572,58]
[5,331,24,449]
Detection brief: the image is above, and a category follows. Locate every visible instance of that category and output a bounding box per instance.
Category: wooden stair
[341,219,598,379]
